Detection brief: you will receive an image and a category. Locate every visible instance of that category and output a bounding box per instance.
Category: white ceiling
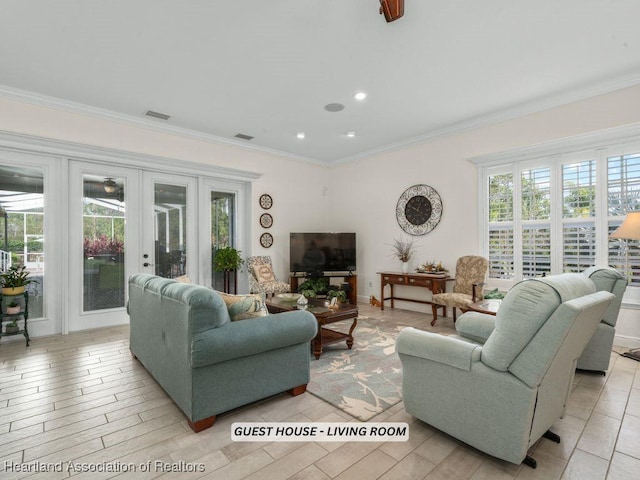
[1,1,640,165]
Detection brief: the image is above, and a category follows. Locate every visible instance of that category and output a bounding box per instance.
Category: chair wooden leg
[453,307,457,322]
[431,304,438,325]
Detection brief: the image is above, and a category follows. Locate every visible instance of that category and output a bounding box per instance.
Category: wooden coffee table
[266,296,359,359]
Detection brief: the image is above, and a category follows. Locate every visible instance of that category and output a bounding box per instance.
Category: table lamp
[610,211,640,278]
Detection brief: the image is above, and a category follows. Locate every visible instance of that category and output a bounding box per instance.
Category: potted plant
[213,247,244,272]
[4,320,19,334]
[297,277,329,298]
[213,247,244,294]
[327,288,348,303]
[6,300,21,315]
[1,265,38,295]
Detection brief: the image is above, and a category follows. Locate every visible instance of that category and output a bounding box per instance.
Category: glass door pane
[82,175,125,312]
[142,172,197,282]
[211,191,235,291]
[0,166,45,319]
[154,183,187,278]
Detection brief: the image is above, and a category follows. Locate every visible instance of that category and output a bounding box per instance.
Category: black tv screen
[290,233,356,274]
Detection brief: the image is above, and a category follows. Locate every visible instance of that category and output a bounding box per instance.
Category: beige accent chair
[431,255,488,325]
[246,256,290,297]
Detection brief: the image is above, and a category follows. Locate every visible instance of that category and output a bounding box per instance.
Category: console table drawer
[381,274,406,285]
[407,276,436,287]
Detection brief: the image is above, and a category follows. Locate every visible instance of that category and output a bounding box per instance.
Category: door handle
[143,262,153,267]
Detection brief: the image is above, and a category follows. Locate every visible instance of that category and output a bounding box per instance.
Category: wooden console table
[377,271,450,311]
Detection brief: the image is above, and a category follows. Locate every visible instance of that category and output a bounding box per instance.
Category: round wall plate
[260,232,274,248]
[259,194,273,209]
[396,184,443,235]
[259,213,273,228]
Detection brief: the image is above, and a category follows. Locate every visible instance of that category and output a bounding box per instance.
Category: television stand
[289,273,358,305]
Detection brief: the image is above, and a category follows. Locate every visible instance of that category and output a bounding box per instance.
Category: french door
[68,162,198,331]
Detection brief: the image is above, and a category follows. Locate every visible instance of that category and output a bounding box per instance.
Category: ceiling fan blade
[379,0,404,23]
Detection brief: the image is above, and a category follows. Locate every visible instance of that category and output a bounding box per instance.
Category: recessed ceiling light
[297,132,306,139]
[354,92,367,101]
[346,131,356,137]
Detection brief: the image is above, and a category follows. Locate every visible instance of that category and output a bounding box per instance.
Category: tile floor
[0,304,639,479]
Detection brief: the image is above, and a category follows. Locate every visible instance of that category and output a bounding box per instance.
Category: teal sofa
[127,274,318,432]
[396,273,614,467]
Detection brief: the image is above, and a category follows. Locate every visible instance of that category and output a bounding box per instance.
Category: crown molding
[469,122,640,167]
[0,129,262,182]
[3,68,640,168]
[0,85,324,166]
[330,70,640,166]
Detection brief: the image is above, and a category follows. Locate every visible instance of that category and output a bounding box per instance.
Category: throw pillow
[217,292,269,321]
[253,264,276,283]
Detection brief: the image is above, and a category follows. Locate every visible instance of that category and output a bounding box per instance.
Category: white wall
[331,84,640,346]
[1,84,639,346]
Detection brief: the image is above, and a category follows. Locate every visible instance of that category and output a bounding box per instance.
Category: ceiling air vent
[234,133,254,141]
[144,110,171,120]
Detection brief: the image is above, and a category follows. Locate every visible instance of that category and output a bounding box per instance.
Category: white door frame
[141,171,199,281]
[199,176,251,292]
[68,161,141,332]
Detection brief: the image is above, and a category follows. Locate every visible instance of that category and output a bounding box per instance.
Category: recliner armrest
[455,312,496,344]
[396,327,482,371]
[190,310,318,368]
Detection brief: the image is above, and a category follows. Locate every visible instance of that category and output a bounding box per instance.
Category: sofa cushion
[253,264,276,283]
[218,292,269,321]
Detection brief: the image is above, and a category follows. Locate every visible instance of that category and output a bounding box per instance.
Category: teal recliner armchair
[396,273,614,468]
[577,266,627,373]
[128,274,317,432]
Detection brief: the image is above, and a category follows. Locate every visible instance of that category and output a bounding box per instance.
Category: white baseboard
[614,334,640,350]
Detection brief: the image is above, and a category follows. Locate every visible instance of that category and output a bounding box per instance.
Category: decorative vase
[296,295,308,310]
[402,262,409,274]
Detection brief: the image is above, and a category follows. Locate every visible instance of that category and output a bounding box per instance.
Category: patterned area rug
[307,316,404,421]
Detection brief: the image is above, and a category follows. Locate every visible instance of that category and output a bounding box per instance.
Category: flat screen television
[290,232,356,275]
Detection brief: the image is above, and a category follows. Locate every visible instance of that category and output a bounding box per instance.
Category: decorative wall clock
[259,193,273,209]
[396,184,443,236]
[259,213,273,228]
[260,232,274,248]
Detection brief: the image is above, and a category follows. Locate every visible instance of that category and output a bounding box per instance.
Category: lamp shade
[610,212,640,240]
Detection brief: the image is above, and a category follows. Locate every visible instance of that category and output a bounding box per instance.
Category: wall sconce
[103,178,118,194]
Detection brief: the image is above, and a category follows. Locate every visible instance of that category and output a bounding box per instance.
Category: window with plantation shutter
[488,226,513,278]
[562,160,596,272]
[522,225,551,277]
[480,136,640,300]
[521,168,550,277]
[488,174,514,279]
